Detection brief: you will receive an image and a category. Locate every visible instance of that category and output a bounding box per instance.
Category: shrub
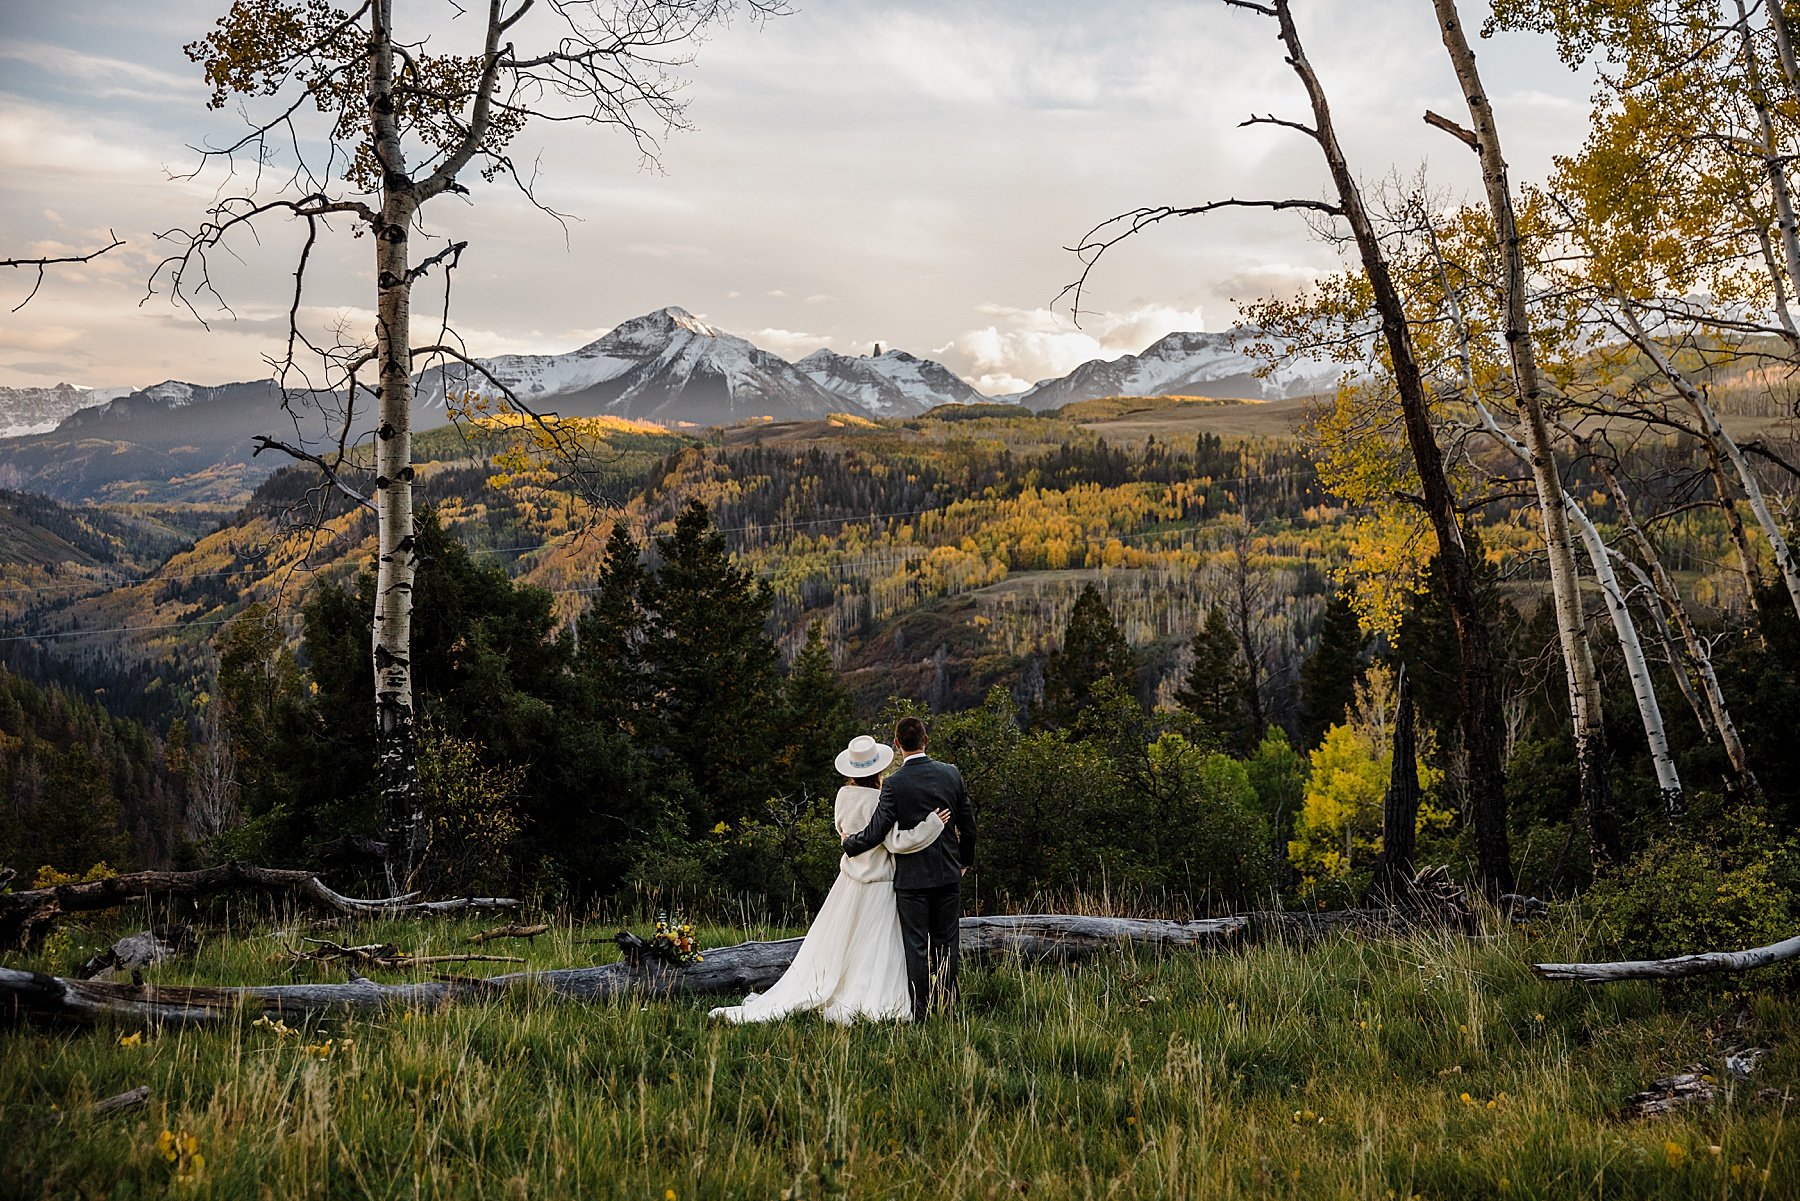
[711,791,843,916]
[417,725,526,896]
[1583,806,1800,972]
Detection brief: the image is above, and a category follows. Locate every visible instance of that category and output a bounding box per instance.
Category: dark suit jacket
[842,755,977,890]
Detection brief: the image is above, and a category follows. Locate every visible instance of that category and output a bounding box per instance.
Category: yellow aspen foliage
[1288,666,1450,881]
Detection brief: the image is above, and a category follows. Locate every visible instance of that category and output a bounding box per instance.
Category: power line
[0,616,236,644]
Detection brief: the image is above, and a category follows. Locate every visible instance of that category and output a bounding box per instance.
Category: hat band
[848,753,880,768]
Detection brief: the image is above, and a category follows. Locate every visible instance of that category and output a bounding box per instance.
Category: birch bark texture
[369,0,422,891]
[1432,0,1613,863]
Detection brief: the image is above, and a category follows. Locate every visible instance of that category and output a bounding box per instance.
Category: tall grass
[2,907,1792,1200]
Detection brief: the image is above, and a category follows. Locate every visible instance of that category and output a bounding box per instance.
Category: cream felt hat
[835,735,896,778]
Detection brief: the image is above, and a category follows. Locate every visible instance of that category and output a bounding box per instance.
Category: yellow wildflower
[1664,1141,1685,1168]
[118,1031,144,1048]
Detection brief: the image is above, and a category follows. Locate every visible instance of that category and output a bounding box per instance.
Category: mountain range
[0,382,134,439]
[0,306,1333,502]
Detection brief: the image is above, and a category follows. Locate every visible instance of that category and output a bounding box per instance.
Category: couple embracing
[710,716,978,1024]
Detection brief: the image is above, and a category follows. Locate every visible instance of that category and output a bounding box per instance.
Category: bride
[709,735,949,1024]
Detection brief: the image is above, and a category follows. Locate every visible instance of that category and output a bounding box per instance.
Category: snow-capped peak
[796,346,981,417]
[662,306,717,337]
[142,381,197,407]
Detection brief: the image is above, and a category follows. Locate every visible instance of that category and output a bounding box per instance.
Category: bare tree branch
[1423,108,1480,152]
[252,435,378,513]
[1060,198,1342,322]
[3,232,125,311]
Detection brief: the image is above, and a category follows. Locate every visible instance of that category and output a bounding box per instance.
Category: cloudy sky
[0,1,1593,395]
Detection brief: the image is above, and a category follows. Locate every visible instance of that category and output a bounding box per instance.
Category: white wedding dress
[708,785,943,1024]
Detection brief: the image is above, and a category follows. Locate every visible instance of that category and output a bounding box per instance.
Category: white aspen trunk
[1769,0,1800,101]
[369,0,423,893]
[1619,300,1800,625]
[1580,439,1758,791]
[1739,0,1800,326]
[1745,204,1800,352]
[1564,498,1683,805]
[1613,554,1711,738]
[1468,400,1682,804]
[1433,0,1611,860]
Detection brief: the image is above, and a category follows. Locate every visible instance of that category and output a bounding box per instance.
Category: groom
[841,715,978,1021]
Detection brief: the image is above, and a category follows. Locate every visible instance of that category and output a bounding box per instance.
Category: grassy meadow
[2,908,1794,1200]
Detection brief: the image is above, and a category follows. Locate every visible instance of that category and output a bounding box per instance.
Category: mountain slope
[0,383,134,438]
[1011,330,1339,411]
[420,306,848,425]
[0,379,313,503]
[795,348,981,417]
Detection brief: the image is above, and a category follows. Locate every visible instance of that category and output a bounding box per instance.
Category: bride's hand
[934,807,952,824]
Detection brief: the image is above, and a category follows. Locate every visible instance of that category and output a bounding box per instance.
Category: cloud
[748,327,832,360]
[0,41,193,102]
[936,301,1211,396]
[621,241,715,262]
[1211,263,1326,304]
[0,0,1598,392]
[0,100,168,180]
[3,359,87,376]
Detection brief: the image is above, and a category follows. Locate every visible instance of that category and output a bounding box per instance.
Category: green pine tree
[1299,593,1366,749]
[1176,608,1253,755]
[1040,583,1138,729]
[775,621,857,798]
[640,501,783,824]
[575,521,650,729]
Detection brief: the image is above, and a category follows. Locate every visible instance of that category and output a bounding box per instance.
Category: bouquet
[651,915,704,965]
[615,912,704,967]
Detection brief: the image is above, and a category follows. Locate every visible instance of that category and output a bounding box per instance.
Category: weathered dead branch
[89,1085,152,1118]
[78,926,196,979]
[1624,1050,1768,1117]
[0,862,517,951]
[467,923,551,945]
[1535,934,1800,981]
[286,939,524,971]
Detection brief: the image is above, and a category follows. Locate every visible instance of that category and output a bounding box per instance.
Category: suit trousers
[895,880,961,1021]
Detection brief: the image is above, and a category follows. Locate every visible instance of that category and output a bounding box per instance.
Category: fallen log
[1534,933,1800,982]
[0,862,517,951]
[467,923,551,945]
[286,939,525,971]
[2,914,1246,1026]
